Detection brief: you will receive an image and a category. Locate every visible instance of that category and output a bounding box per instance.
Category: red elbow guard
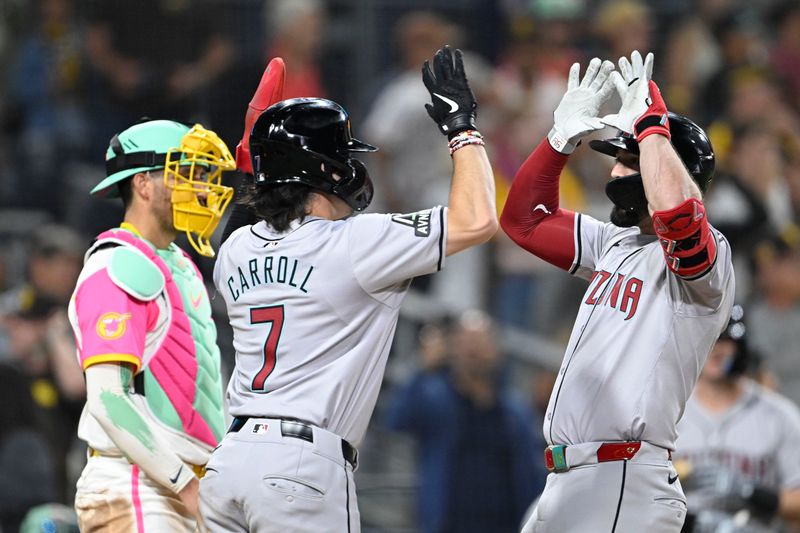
[652,198,717,278]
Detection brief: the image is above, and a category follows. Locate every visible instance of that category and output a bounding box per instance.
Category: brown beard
[610,204,648,228]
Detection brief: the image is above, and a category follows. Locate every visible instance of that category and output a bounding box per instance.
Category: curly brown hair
[241,182,313,233]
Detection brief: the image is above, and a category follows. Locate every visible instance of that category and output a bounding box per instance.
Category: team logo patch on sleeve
[96,312,132,340]
[391,210,432,237]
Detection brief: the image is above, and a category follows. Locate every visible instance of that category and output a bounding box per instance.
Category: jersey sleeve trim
[83,353,142,373]
[569,213,583,275]
[437,207,445,271]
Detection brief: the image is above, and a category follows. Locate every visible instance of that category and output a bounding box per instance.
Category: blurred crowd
[1,0,800,531]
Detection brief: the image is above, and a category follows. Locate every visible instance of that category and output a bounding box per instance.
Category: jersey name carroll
[214,209,447,447]
[226,255,314,301]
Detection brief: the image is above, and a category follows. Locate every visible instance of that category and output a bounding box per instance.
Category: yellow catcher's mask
[165,125,236,257]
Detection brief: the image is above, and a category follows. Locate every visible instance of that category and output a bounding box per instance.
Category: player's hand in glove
[548,57,616,154]
[602,50,671,142]
[685,465,780,521]
[422,45,477,138]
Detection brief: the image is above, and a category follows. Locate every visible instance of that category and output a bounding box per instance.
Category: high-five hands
[601,51,671,141]
[548,51,672,155]
[422,45,478,138]
[549,57,616,154]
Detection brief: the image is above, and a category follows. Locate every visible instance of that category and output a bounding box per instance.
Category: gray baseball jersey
[544,214,735,450]
[675,379,800,490]
[213,209,446,447]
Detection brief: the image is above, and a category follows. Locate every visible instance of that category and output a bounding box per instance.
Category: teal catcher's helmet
[92,120,193,197]
[93,119,236,257]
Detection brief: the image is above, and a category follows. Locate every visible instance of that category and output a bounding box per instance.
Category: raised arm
[638,134,701,210]
[500,139,574,269]
[446,143,496,256]
[420,46,498,256]
[222,58,287,243]
[501,58,615,270]
[603,52,701,212]
[603,51,715,278]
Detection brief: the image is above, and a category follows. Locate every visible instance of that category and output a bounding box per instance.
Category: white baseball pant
[74,454,195,532]
[200,418,360,533]
[521,442,686,533]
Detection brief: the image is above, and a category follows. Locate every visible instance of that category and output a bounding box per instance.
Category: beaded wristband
[448,130,484,155]
[448,129,483,144]
[449,138,485,155]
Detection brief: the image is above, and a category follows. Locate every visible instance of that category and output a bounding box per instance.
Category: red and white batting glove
[633,80,670,141]
[601,50,670,141]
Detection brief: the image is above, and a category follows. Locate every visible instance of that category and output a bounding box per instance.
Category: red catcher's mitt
[235,57,286,174]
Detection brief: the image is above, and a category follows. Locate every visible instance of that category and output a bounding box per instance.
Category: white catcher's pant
[200,418,359,533]
[521,448,687,533]
[74,454,196,532]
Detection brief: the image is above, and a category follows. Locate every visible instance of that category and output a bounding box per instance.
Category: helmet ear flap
[331,158,373,211]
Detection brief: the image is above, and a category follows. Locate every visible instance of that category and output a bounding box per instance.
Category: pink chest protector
[95,229,217,447]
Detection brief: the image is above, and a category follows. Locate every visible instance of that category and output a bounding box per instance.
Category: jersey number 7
[249,305,285,391]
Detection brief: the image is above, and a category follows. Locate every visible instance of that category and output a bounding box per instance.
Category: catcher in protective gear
[97,119,236,257]
[71,118,234,531]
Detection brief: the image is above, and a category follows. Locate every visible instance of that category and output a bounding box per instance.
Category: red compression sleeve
[500,139,578,271]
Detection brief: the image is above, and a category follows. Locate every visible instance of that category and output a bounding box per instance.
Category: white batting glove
[548,57,616,154]
[600,50,655,135]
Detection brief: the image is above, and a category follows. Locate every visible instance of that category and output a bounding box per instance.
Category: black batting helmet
[719,304,750,376]
[249,97,377,211]
[589,112,715,211]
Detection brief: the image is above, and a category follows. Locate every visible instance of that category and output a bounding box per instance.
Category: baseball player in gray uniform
[675,305,800,532]
[199,46,497,532]
[502,51,735,532]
